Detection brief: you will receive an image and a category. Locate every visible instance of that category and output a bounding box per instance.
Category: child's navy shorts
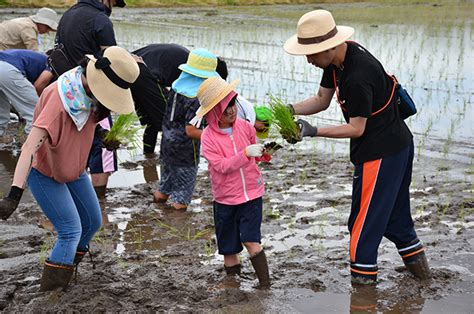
[213,197,263,255]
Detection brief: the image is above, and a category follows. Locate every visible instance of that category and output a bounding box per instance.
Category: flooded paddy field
[1,2,473,312]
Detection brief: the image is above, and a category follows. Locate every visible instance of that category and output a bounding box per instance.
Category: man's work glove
[245,144,264,157]
[297,119,318,138]
[0,186,24,220]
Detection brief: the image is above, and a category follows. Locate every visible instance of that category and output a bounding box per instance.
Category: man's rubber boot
[250,250,271,289]
[224,264,241,276]
[40,260,74,292]
[404,251,431,280]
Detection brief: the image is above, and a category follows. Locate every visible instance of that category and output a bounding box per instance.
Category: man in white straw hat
[0,46,139,292]
[0,8,58,51]
[283,10,430,284]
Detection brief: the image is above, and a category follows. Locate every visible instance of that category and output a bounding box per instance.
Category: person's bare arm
[316,116,367,138]
[12,127,49,188]
[293,86,335,115]
[185,125,202,140]
[34,70,53,96]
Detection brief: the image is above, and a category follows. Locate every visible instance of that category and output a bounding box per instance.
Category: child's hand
[245,144,264,157]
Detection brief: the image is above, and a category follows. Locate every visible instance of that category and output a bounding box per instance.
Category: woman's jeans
[28,168,102,265]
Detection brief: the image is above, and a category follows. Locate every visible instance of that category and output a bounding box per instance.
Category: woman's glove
[0,186,24,220]
[245,144,264,157]
[97,127,121,151]
[297,119,318,137]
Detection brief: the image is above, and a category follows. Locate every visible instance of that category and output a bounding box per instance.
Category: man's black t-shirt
[133,44,189,87]
[320,42,412,165]
[56,0,117,66]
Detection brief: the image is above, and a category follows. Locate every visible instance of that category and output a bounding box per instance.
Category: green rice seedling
[103,113,144,151]
[268,95,300,143]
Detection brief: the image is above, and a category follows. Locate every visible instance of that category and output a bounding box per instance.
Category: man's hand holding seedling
[297,119,318,137]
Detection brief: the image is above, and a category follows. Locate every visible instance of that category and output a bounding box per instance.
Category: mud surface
[1,121,473,312]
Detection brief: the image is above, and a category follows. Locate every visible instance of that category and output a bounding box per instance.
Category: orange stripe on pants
[350,159,381,262]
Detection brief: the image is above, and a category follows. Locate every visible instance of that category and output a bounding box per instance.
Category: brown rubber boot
[224,264,241,276]
[250,250,271,289]
[404,251,431,280]
[40,260,74,292]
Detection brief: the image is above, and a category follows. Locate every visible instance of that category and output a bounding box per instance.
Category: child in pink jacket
[194,77,270,289]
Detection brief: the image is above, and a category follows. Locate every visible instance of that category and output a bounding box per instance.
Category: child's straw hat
[195,77,240,118]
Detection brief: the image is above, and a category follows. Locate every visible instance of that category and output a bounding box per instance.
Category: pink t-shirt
[32,83,96,183]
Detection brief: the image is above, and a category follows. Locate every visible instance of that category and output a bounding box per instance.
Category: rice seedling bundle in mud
[103,113,143,150]
[268,95,300,143]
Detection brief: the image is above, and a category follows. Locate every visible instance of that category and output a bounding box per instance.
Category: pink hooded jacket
[201,91,264,205]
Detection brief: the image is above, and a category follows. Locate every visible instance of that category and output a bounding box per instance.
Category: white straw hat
[30,8,59,31]
[195,77,240,118]
[86,46,139,114]
[284,10,354,55]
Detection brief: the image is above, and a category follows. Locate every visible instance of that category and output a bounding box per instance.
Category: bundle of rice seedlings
[268,95,300,142]
[103,113,144,150]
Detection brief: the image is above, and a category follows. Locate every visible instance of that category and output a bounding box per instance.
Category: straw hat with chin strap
[284,10,354,56]
[86,46,139,114]
[195,77,240,118]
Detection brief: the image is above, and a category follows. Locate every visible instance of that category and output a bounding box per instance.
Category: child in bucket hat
[153,48,219,210]
[0,46,138,292]
[197,76,271,289]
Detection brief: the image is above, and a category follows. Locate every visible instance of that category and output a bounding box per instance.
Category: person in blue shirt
[0,49,52,143]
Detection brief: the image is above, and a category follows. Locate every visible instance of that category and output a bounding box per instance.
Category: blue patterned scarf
[57,66,92,131]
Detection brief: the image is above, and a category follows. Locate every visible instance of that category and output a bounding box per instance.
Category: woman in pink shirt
[195,77,271,289]
[0,46,139,292]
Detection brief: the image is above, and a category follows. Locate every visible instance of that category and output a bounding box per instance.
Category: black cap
[116,0,126,7]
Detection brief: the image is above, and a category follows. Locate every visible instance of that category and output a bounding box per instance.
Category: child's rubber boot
[250,250,271,289]
[224,264,241,276]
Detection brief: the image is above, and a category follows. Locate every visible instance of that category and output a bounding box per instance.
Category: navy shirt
[133,44,189,87]
[160,90,202,167]
[55,0,117,65]
[320,42,412,164]
[0,49,48,83]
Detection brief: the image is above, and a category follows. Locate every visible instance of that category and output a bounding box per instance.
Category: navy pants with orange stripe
[348,142,424,281]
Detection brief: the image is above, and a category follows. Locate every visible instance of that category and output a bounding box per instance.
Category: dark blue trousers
[348,142,424,280]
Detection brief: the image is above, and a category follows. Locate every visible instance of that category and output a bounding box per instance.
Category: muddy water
[1,3,473,312]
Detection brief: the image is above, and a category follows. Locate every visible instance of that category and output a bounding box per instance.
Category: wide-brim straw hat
[284,10,354,56]
[30,7,59,31]
[196,77,240,118]
[86,46,139,114]
[178,48,219,79]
